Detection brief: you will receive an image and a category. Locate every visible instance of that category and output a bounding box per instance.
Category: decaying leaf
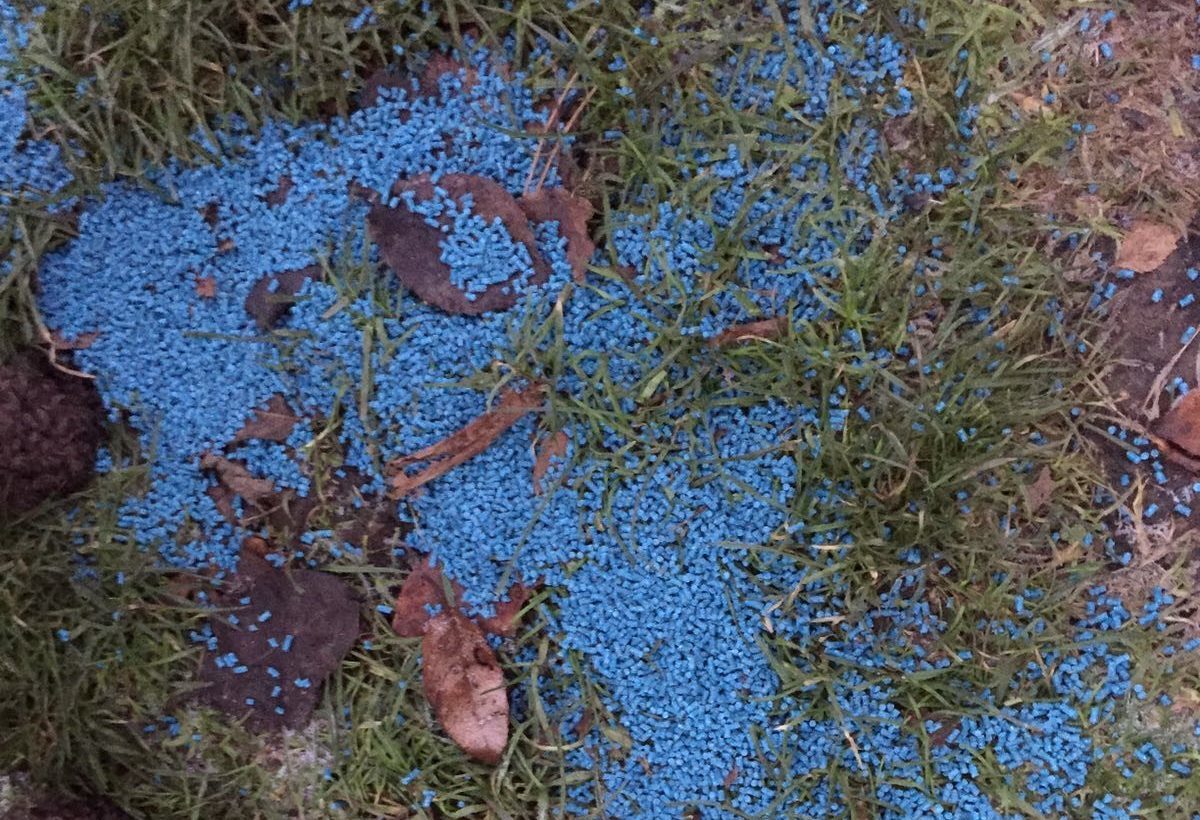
[1154,390,1200,465]
[422,611,508,764]
[200,453,277,505]
[233,394,301,444]
[532,430,569,494]
[707,317,787,347]
[195,275,218,299]
[1025,466,1054,514]
[518,187,596,281]
[1115,220,1180,273]
[197,546,360,731]
[387,385,544,497]
[392,558,465,638]
[244,265,323,329]
[370,174,551,315]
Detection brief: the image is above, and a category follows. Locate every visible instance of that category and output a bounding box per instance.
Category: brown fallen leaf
[263,176,294,208]
[419,54,479,98]
[1114,219,1180,273]
[207,482,238,524]
[1025,465,1054,514]
[47,329,100,350]
[479,582,531,638]
[199,201,220,228]
[707,317,787,347]
[197,546,360,732]
[195,275,218,299]
[532,430,569,494]
[370,174,551,315]
[244,265,324,330]
[392,558,465,638]
[217,237,236,254]
[232,394,301,444]
[200,453,277,505]
[422,611,508,764]
[518,187,595,281]
[387,385,544,497]
[1154,390,1200,464]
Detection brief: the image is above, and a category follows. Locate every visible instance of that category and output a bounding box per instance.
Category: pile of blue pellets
[5,1,1199,816]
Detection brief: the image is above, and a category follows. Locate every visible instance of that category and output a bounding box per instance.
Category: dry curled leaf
[422,612,508,764]
[200,453,277,505]
[233,394,300,444]
[518,187,596,281]
[392,558,465,638]
[532,430,569,494]
[707,317,787,348]
[1115,220,1180,273]
[1153,390,1200,468]
[387,385,544,497]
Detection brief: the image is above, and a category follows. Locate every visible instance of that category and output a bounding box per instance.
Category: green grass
[3,0,1200,817]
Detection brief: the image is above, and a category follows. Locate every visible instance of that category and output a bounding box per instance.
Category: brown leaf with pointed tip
[1025,466,1054,513]
[195,275,218,299]
[200,453,277,505]
[48,329,100,350]
[197,548,360,732]
[392,558,465,638]
[422,611,508,764]
[1115,220,1180,273]
[370,174,550,315]
[532,430,569,494]
[518,188,595,281]
[233,395,300,444]
[1154,390,1200,463]
[707,317,787,347]
[479,582,531,638]
[387,385,544,497]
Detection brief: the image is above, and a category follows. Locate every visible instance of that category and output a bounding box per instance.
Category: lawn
[1,1,1199,818]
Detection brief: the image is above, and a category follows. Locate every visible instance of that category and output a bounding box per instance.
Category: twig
[523,72,578,195]
[387,384,545,497]
[37,323,96,380]
[535,86,596,194]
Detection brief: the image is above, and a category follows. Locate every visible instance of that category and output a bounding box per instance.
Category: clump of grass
[0,458,282,816]
[12,0,446,181]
